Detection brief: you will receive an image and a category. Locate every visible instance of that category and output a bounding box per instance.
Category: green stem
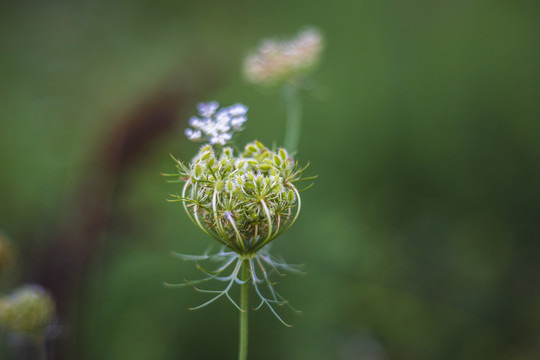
[238,260,249,360]
[283,85,302,154]
[36,336,47,360]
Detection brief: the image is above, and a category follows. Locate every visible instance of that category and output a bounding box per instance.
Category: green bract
[169,141,306,256]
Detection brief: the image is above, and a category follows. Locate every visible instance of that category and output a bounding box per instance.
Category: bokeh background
[1,0,539,359]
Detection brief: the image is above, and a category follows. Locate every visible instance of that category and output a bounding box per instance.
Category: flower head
[0,285,56,338]
[244,28,324,86]
[185,102,248,145]
[165,102,313,326]
[171,141,305,255]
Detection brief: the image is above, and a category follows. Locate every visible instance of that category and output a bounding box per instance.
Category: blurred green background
[1,0,539,359]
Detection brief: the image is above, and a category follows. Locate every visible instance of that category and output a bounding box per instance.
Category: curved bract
[164,247,303,327]
[169,141,307,255]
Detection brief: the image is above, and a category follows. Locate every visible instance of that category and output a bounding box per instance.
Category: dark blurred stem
[36,336,47,360]
[238,260,249,360]
[283,84,302,153]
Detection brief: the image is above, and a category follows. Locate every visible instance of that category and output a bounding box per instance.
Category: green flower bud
[216,180,224,191]
[287,189,295,203]
[279,148,288,162]
[225,180,236,193]
[259,163,272,172]
[256,174,264,187]
[0,285,55,338]
[236,175,246,187]
[173,140,308,254]
[245,143,258,155]
[222,147,234,158]
[194,163,204,177]
[236,159,247,169]
[246,172,256,183]
[200,145,214,161]
[273,154,283,167]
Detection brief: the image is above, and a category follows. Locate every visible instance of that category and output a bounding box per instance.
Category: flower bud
[259,163,273,172]
[273,154,283,167]
[236,175,246,187]
[174,138,306,254]
[200,145,213,161]
[0,285,55,337]
[255,141,265,150]
[279,148,288,162]
[215,180,224,191]
[225,180,236,193]
[222,147,234,158]
[246,172,256,183]
[245,143,258,155]
[287,189,295,203]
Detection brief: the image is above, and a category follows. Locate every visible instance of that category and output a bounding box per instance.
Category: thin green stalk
[283,85,302,153]
[238,260,249,360]
[36,336,47,360]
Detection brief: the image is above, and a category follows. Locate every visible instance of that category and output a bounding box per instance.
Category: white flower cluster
[185,102,248,145]
[244,28,323,86]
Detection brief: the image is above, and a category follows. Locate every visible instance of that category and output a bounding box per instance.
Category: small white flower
[189,116,202,127]
[216,110,231,124]
[185,102,248,145]
[227,104,248,116]
[231,116,247,129]
[210,133,232,145]
[185,128,202,140]
[244,27,323,86]
[197,101,219,118]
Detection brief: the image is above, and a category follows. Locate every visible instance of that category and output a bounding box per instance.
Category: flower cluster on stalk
[170,141,305,254]
[185,102,248,145]
[165,102,313,325]
[244,28,323,86]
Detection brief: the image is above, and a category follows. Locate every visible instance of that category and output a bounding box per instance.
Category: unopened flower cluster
[185,102,248,145]
[0,285,55,338]
[171,141,303,255]
[244,28,323,86]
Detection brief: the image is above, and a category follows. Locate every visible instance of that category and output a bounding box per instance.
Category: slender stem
[283,85,302,154]
[238,260,249,360]
[36,336,47,360]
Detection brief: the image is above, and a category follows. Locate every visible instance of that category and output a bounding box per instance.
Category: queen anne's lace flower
[185,102,248,145]
[171,141,304,254]
[244,28,323,86]
[166,102,313,326]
